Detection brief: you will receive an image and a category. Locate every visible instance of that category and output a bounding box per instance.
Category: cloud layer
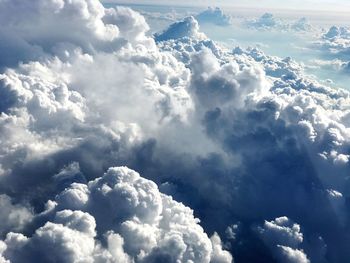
[1,1,350,263]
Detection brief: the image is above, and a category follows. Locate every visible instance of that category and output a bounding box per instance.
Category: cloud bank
[312,25,350,74]
[1,1,350,263]
[245,13,313,32]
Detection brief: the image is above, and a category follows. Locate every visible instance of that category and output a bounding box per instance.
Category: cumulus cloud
[323,26,350,40]
[246,13,280,29]
[1,1,350,263]
[256,217,309,263]
[155,21,350,263]
[314,26,350,58]
[291,18,313,32]
[155,16,206,41]
[0,0,118,67]
[189,47,268,111]
[3,210,98,263]
[257,217,304,248]
[277,246,310,263]
[245,13,313,32]
[312,25,350,74]
[195,7,232,26]
[0,195,33,237]
[0,167,231,263]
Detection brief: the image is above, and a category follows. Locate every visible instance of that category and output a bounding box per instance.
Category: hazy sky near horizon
[102,0,350,11]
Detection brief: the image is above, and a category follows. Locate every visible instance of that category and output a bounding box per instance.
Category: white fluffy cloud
[155,16,206,41]
[0,3,227,261]
[0,0,118,66]
[0,167,232,263]
[195,7,232,26]
[308,25,350,83]
[155,17,350,262]
[256,217,309,263]
[314,26,350,58]
[1,1,350,263]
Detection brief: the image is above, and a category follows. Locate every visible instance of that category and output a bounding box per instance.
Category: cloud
[314,26,350,59]
[189,47,268,110]
[257,217,304,248]
[256,217,310,263]
[277,246,310,263]
[3,210,98,263]
[0,195,33,237]
[155,16,206,42]
[0,167,232,263]
[246,13,280,29]
[307,58,350,73]
[245,13,313,32]
[155,27,350,262]
[291,18,313,32]
[195,7,232,26]
[312,25,350,74]
[0,0,120,67]
[1,1,350,263]
[323,26,350,40]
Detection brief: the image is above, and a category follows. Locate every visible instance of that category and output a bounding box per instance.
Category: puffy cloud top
[155,16,206,42]
[0,0,157,67]
[257,217,309,263]
[315,25,350,62]
[0,167,232,263]
[195,7,232,26]
[324,26,350,40]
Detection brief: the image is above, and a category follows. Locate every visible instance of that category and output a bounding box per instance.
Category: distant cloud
[101,0,350,12]
[245,13,313,32]
[312,25,350,73]
[317,26,350,57]
[195,7,232,26]
[154,16,206,41]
